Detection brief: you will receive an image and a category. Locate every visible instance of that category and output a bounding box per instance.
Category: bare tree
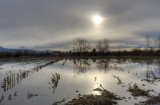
[155,35,160,50]
[96,39,109,53]
[145,35,151,51]
[73,37,91,52]
[103,39,109,52]
[96,40,104,52]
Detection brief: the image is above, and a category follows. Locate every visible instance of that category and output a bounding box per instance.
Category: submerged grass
[8,94,11,100]
[0,95,4,104]
[27,92,38,99]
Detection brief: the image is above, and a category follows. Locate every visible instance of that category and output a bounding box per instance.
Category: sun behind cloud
[93,15,103,24]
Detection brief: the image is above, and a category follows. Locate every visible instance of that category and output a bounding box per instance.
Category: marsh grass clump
[66,86,121,105]
[8,94,11,100]
[0,95,4,104]
[128,83,150,97]
[112,75,124,85]
[14,92,17,96]
[140,93,160,104]
[27,92,38,99]
[53,98,66,105]
[66,94,117,105]
[50,73,60,93]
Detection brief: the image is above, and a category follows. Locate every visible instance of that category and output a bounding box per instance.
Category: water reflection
[72,59,91,73]
[71,59,124,74]
[143,65,160,84]
[96,59,109,71]
[0,58,160,105]
[1,59,60,92]
[71,58,160,82]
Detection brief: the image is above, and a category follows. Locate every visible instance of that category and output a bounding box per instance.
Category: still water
[0,58,160,105]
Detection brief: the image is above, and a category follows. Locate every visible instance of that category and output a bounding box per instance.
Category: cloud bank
[0,0,160,50]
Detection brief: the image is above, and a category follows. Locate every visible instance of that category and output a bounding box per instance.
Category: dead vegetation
[112,75,124,86]
[1,59,60,92]
[140,93,160,104]
[14,92,17,96]
[128,83,151,97]
[8,94,11,100]
[27,92,38,99]
[53,99,66,105]
[50,73,60,93]
[65,85,121,105]
[0,95,4,104]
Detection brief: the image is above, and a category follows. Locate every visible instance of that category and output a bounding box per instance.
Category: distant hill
[0,46,6,51]
[0,46,58,54]
[0,46,18,53]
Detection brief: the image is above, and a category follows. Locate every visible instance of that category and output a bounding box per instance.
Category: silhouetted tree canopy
[96,39,109,53]
[73,37,91,53]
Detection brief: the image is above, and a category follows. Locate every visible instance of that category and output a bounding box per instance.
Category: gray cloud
[0,0,160,50]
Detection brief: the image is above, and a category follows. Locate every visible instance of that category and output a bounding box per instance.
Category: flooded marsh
[0,58,160,105]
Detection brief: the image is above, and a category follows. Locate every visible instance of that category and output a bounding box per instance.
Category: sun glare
[93,16,102,24]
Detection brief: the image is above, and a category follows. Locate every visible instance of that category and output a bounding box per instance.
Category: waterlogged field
[0,58,160,105]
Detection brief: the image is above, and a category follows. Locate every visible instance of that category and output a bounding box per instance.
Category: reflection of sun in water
[93,16,103,24]
[92,90,101,95]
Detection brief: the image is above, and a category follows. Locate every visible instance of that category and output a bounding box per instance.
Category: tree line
[0,47,53,58]
[1,35,160,58]
[72,37,109,53]
[70,35,160,57]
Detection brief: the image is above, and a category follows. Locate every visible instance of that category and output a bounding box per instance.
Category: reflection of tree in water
[96,59,110,72]
[156,59,160,75]
[50,73,60,93]
[131,59,160,84]
[73,59,91,74]
[143,64,160,84]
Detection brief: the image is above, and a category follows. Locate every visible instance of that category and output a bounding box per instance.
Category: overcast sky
[0,0,160,51]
